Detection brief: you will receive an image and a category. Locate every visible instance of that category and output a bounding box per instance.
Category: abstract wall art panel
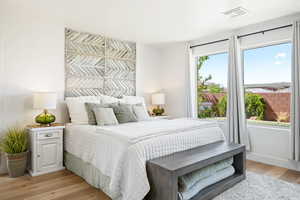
[65,28,136,98]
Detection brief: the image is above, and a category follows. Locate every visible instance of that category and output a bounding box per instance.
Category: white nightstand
[27,124,65,176]
[151,115,171,120]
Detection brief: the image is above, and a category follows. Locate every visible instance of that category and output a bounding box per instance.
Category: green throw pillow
[111,103,138,123]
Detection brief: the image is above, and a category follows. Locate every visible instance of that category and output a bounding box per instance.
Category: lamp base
[152,106,165,116]
[35,109,56,125]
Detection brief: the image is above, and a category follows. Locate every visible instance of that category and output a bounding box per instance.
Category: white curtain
[291,21,300,161]
[227,36,250,150]
[186,44,197,118]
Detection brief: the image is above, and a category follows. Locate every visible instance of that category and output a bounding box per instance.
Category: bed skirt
[64,152,121,200]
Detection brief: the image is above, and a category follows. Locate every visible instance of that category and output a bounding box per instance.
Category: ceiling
[3,0,300,44]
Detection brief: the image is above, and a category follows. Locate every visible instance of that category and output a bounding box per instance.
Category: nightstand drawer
[38,131,61,140]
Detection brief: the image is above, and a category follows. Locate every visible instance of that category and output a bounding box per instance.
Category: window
[243,43,292,125]
[196,53,228,119]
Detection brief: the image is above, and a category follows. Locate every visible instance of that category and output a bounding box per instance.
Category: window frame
[195,51,229,119]
[194,38,292,126]
[240,39,292,52]
[241,40,292,127]
[193,50,228,58]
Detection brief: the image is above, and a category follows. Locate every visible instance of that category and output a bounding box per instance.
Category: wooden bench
[146,142,246,200]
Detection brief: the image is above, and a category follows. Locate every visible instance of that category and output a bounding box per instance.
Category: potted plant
[0,127,28,177]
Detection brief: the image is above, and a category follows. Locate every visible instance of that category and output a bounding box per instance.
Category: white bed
[64,118,225,200]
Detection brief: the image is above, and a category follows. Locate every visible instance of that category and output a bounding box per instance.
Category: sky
[198,43,292,88]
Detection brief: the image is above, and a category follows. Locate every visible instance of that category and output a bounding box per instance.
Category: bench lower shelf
[190,173,245,200]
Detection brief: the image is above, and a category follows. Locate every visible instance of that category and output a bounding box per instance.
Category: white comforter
[65,118,225,200]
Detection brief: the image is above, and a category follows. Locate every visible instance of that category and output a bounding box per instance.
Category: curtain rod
[190,24,293,49]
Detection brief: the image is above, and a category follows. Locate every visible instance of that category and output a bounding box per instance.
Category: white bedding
[65,118,225,200]
[97,118,219,143]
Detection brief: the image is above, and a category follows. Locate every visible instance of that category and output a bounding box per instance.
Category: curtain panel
[186,44,197,118]
[226,36,250,150]
[291,21,300,161]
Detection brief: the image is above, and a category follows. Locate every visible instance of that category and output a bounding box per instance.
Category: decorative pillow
[101,95,122,104]
[93,107,119,126]
[111,103,138,123]
[133,104,150,121]
[122,96,147,109]
[66,96,102,124]
[85,103,112,125]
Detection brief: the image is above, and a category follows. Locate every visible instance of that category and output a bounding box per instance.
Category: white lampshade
[152,93,165,105]
[33,92,57,110]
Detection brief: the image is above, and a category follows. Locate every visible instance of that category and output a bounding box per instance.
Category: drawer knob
[45,134,52,137]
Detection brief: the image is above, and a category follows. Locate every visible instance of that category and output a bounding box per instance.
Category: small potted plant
[0,127,28,177]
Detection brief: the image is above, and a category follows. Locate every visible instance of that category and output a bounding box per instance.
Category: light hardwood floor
[246,160,300,184]
[0,160,300,200]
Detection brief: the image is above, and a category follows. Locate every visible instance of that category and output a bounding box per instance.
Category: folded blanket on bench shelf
[178,166,235,200]
[178,157,233,192]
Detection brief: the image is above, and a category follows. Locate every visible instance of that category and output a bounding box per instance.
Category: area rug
[214,171,300,200]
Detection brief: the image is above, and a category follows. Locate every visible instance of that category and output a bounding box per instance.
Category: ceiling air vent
[222,6,248,18]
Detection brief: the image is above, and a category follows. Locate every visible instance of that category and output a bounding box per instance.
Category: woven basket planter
[6,151,28,178]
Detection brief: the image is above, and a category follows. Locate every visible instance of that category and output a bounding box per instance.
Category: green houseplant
[217,95,227,117]
[245,93,266,120]
[0,127,28,177]
[216,93,265,120]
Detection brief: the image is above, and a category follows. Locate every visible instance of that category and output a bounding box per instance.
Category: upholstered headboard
[65,28,136,98]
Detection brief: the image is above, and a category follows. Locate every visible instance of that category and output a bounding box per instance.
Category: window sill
[247,120,290,129]
[199,118,290,129]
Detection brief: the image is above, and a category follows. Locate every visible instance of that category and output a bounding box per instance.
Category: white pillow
[122,96,147,109]
[93,107,119,126]
[133,105,150,121]
[101,95,122,104]
[66,96,102,124]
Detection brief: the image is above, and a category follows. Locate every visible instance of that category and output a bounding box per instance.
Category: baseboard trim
[29,167,65,177]
[247,152,300,171]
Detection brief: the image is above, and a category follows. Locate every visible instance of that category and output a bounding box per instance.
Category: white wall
[0,1,163,174]
[136,45,163,107]
[159,43,188,117]
[0,3,5,174]
[246,126,295,168]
